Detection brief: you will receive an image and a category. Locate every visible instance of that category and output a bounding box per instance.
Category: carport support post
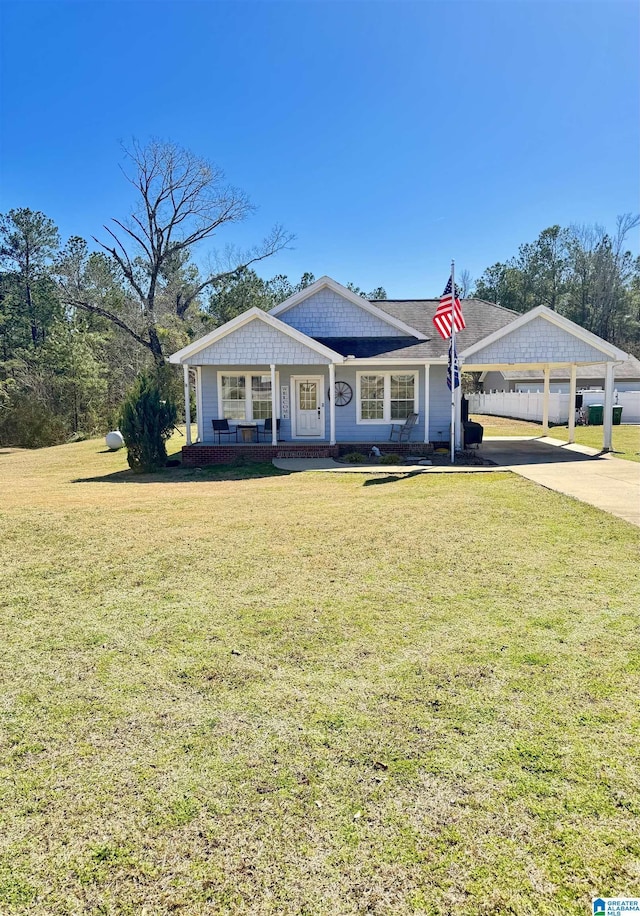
[542,365,550,434]
[603,362,614,451]
[183,364,192,446]
[270,364,278,446]
[328,363,336,446]
[568,364,577,444]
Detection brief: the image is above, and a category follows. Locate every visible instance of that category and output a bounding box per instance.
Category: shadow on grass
[73,459,291,484]
[362,471,425,486]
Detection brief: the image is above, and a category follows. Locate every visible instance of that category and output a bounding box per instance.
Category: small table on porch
[237,423,257,443]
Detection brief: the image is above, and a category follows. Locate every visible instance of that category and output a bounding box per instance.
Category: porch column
[542,365,550,434]
[183,364,192,446]
[195,367,203,443]
[270,364,277,446]
[328,363,336,446]
[603,361,614,451]
[423,364,430,443]
[568,364,577,444]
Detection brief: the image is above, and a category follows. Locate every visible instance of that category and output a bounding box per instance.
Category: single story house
[481,355,640,394]
[168,276,630,463]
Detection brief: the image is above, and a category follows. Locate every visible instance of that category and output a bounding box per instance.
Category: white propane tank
[105,430,125,451]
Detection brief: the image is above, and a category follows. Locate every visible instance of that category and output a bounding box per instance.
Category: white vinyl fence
[468,389,640,424]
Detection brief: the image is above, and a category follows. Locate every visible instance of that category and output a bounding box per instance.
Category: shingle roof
[313,298,519,360]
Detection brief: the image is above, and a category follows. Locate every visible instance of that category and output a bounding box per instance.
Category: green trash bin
[612,406,623,425]
[588,404,604,425]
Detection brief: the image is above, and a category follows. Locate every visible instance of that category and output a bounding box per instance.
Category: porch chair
[211,419,238,443]
[389,412,418,442]
[258,418,281,441]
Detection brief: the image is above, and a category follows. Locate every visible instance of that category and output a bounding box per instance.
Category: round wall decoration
[329,380,353,406]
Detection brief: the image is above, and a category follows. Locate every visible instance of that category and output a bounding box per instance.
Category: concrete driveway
[480,437,640,527]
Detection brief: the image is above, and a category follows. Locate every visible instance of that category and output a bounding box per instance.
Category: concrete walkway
[273,438,640,527]
[272,457,438,474]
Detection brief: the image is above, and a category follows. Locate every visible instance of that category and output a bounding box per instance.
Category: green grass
[1,432,639,914]
[471,414,640,462]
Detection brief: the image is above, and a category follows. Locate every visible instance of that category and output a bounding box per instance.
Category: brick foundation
[182,441,435,466]
[182,443,340,466]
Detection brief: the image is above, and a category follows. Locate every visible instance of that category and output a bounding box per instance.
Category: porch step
[275,448,335,459]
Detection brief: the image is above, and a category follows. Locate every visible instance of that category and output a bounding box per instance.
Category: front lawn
[471,414,640,462]
[1,435,639,914]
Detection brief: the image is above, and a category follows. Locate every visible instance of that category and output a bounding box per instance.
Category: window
[390,374,415,419]
[357,371,418,423]
[218,373,278,421]
[221,375,246,419]
[251,375,272,419]
[298,381,317,411]
[360,375,385,420]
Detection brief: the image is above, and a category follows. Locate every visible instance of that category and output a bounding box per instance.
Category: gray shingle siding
[468,316,607,365]
[279,289,406,337]
[192,319,331,365]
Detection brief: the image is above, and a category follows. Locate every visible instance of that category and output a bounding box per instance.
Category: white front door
[293,376,324,438]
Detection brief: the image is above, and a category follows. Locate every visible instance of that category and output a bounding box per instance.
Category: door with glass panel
[293,377,324,437]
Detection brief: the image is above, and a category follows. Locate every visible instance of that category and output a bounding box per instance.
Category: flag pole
[450,259,456,464]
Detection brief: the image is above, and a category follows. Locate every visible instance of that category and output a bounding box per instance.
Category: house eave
[269,276,428,341]
[168,307,345,365]
[460,305,630,362]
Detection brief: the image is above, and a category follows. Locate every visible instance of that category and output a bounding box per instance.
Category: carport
[459,306,629,451]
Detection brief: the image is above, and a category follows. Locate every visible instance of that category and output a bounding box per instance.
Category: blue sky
[1,0,638,297]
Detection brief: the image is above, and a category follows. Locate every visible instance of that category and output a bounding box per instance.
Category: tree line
[0,140,638,447]
[474,219,640,348]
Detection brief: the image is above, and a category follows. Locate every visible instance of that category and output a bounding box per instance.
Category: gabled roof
[310,298,517,361]
[460,305,629,361]
[269,276,428,340]
[372,298,518,358]
[168,307,345,364]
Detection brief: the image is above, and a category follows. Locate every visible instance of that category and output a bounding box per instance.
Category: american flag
[433,276,466,340]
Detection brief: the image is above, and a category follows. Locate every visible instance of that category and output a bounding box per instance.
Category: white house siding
[198,363,451,444]
[278,289,405,337]
[468,317,607,365]
[191,319,333,366]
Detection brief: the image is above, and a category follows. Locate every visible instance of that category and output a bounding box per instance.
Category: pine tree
[119,371,177,472]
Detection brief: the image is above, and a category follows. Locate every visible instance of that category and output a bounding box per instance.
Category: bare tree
[59,140,293,363]
[457,268,473,298]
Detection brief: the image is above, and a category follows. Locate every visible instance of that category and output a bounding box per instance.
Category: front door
[293,376,324,438]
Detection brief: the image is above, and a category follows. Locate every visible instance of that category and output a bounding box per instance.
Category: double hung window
[357,371,418,423]
[219,373,277,421]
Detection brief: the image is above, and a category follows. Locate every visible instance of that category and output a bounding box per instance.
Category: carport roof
[490,354,640,381]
